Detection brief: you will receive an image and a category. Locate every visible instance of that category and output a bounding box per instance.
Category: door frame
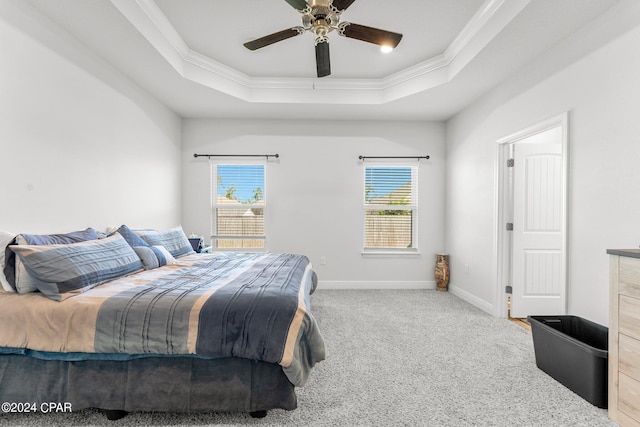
[494,112,569,318]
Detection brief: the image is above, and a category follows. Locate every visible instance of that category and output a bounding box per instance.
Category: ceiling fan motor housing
[301,6,340,36]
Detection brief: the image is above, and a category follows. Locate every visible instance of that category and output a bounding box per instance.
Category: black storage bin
[528,315,608,408]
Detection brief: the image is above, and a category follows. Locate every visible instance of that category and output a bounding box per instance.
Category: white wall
[8,0,638,320]
[445,6,640,325]
[0,1,182,234]
[182,119,445,288]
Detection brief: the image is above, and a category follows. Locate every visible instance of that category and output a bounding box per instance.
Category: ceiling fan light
[380,45,393,53]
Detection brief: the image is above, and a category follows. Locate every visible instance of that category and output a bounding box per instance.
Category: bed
[0,226,325,420]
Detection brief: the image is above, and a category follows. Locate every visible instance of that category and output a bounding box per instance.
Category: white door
[510,126,566,318]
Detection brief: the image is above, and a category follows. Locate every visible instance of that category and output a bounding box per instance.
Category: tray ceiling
[21,0,623,119]
[110,0,525,104]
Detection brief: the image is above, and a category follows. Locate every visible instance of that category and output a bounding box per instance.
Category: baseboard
[318,281,435,290]
[448,284,494,315]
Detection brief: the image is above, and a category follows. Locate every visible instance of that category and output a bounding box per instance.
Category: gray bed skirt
[0,354,297,414]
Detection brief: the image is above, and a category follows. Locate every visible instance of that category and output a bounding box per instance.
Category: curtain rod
[358,155,430,161]
[194,153,279,159]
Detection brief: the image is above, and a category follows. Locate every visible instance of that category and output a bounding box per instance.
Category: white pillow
[0,231,16,292]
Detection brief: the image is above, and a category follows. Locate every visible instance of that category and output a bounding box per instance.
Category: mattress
[0,252,325,387]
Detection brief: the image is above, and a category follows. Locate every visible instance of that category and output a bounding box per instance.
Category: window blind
[216,164,265,205]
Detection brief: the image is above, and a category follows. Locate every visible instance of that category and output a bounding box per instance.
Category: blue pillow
[135,226,195,258]
[10,233,143,301]
[114,225,149,248]
[3,227,98,293]
[132,246,171,270]
[20,228,97,245]
[150,246,168,266]
[133,247,159,270]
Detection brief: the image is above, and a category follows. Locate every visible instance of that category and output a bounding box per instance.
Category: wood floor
[509,316,531,331]
[507,296,531,331]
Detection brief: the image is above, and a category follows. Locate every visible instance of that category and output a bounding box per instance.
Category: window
[363,165,418,252]
[212,163,265,251]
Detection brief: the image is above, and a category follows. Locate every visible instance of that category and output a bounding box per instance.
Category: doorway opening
[495,112,569,320]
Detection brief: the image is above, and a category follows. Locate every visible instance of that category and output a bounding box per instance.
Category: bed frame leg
[104,409,128,420]
[249,410,268,418]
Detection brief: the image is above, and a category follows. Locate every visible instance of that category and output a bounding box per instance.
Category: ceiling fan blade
[244,28,303,51]
[315,41,331,78]
[339,23,402,49]
[331,0,357,12]
[284,0,309,11]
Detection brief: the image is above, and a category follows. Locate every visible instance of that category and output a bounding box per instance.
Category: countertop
[607,248,640,259]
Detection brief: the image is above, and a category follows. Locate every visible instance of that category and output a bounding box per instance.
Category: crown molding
[110,0,530,105]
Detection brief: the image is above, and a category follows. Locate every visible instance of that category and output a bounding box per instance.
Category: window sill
[361,249,421,258]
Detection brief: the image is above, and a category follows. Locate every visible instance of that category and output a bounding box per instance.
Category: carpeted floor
[0,289,616,426]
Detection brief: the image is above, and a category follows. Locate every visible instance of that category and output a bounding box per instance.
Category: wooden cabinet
[609,250,640,427]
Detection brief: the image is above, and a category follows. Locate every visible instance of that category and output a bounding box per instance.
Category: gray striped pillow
[135,226,195,258]
[9,233,143,301]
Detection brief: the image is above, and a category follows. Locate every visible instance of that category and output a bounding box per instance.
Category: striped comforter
[0,252,325,386]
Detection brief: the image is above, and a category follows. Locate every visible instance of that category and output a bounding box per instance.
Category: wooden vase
[434,253,449,292]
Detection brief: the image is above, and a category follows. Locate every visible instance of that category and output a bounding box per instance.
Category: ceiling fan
[243,0,403,78]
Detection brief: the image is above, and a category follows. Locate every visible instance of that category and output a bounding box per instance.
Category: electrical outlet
[464,264,470,274]
[320,256,326,265]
